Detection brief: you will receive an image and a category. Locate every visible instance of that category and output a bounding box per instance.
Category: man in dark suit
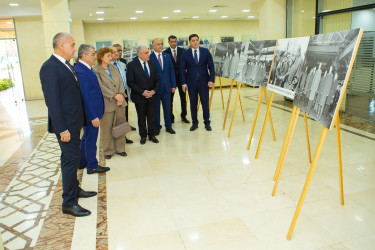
[40,33,96,217]
[127,45,160,145]
[75,44,110,174]
[180,34,215,131]
[164,35,189,124]
[150,38,176,135]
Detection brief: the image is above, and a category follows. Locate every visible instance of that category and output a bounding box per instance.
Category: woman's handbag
[112,106,131,138]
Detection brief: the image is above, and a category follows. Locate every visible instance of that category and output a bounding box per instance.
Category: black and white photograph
[123,47,137,63]
[267,37,309,99]
[213,42,229,77]
[236,40,277,87]
[208,43,216,57]
[293,28,362,129]
[221,42,242,79]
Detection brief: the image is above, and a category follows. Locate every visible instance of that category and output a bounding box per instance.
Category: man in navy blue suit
[150,38,177,135]
[180,34,215,131]
[40,33,96,217]
[75,44,110,175]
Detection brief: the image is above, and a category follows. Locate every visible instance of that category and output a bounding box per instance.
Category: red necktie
[173,49,177,62]
[158,54,162,69]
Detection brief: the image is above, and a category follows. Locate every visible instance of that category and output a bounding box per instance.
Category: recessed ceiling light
[89,13,93,16]
[192,16,199,19]
[9,3,19,7]
[242,10,250,13]
[130,17,137,20]
[6,21,12,24]
[135,10,143,13]
[301,10,305,13]
[162,17,169,19]
[312,17,316,19]
[209,10,217,13]
[97,18,104,21]
[248,15,255,18]
[221,16,228,18]
[96,11,104,14]
[173,10,181,13]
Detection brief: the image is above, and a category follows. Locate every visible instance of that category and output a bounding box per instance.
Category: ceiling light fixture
[173,10,181,13]
[96,11,104,14]
[192,16,199,18]
[301,10,305,13]
[221,16,228,18]
[9,3,19,7]
[97,18,104,21]
[248,15,255,18]
[135,10,143,13]
[89,13,93,16]
[242,10,250,13]
[162,16,169,19]
[209,10,217,13]
[130,17,137,20]
[6,21,12,24]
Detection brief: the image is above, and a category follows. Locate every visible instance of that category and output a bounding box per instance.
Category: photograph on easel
[268,37,310,98]
[293,28,362,129]
[213,42,229,77]
[236,40,277,87]
[208,43,216,57]
[223,42,242,80]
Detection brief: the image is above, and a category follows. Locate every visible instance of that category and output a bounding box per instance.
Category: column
[258,0,287,40]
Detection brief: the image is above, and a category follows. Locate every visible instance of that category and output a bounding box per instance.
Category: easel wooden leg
[237,82,245,122]
[255,92,275,159]
[287,127,329,240]
[273,106,297,181]
[272,108,300,196]
[304,113,312,163]
[247,88,264,150]
[219,77,225,110]
[197,94,201,111]
[264,89,276,141]
[223,79,235,130]
[228,82,242,137]
[336,114,344,205]
[209,78,216,111]
[186,91,189,103]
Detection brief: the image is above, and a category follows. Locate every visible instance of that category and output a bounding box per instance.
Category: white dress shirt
[78,60,91,70]
[53,53,76,75]
[138,57,150,74]
[191,47,200,62]
[154,51,164,69]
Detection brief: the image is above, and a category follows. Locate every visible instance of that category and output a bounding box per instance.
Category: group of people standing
[39,32,215,217]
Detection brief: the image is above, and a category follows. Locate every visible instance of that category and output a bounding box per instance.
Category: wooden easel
[227,82,246,137]
[246,87,276,151]
[222,79,245,130]
[209,76,225,111]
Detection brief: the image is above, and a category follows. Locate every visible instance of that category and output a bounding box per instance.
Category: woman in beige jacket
[93,47,127,159]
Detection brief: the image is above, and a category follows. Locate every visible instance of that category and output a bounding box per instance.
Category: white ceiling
[0,0,262,22]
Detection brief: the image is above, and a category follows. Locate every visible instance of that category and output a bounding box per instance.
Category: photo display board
[213,42,229,77]
[293,28,362,129]
[267,37,310,99]
[236,40,277,87]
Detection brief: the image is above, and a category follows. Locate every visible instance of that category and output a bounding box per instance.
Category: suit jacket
[126,59,159,103]
[180,47,215,87]
[119,57,128,65]
[93,64,127,113]
[39,55,85,134]
[149,51,176,95]
[164,47,185,86]
[74,62,104,122]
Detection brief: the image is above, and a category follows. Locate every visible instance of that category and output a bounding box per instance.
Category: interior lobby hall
[1,0,375,249]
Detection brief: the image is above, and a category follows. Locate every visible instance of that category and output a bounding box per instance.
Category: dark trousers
[171,84,187,120]
[55,131,82,207]
[125,96,129,122]
[188,81,210,126]
[155,91,172,129]
[80,123,99,170]
[135,101,156,137]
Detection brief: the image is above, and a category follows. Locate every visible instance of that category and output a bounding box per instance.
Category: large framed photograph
[213,43,229,77]
[95,41,112,51]
[293,28,363,129]
[222,42,242,80]
[123,39,138,49]
[267,37,310,99]
[236,40,277,87]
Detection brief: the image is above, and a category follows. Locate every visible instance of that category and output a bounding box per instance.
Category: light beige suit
[93,64,127,156]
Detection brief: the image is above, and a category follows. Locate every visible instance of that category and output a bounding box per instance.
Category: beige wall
[83,20,259,48]
[71,19,85,47]
[15,17,46,100]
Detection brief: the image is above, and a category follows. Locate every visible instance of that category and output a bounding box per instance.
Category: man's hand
[182,85,188,93]
[149,90,155,96]
[208,81,214,87]
[60,130,71,142]
[171,88,176,93]
[92,118,100,127]
[114,94,124,102]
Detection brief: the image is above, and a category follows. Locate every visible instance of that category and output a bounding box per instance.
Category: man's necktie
[173,49,177,62]
[194,49,198,65]
[65,60,79,86]
[157,54,162,69]
[143,62,149,79]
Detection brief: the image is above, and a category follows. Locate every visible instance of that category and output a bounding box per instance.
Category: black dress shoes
[105,155,112,159]
[78,190,97,198]
[131,126,136,131]
[190,124,198,131]
[126,138,133,144]
[78,164,86,170]
[149,136,159,143]
[182,117,190,123]
[140,137,147,145]
[87,166,110,174]
[166,128,176,134]
[155,128,160,135]
[205,125,212,131]
[116,152,127,157]
[62,204,91,217]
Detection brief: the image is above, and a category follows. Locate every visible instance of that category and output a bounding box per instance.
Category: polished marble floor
[0,85,374,250]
